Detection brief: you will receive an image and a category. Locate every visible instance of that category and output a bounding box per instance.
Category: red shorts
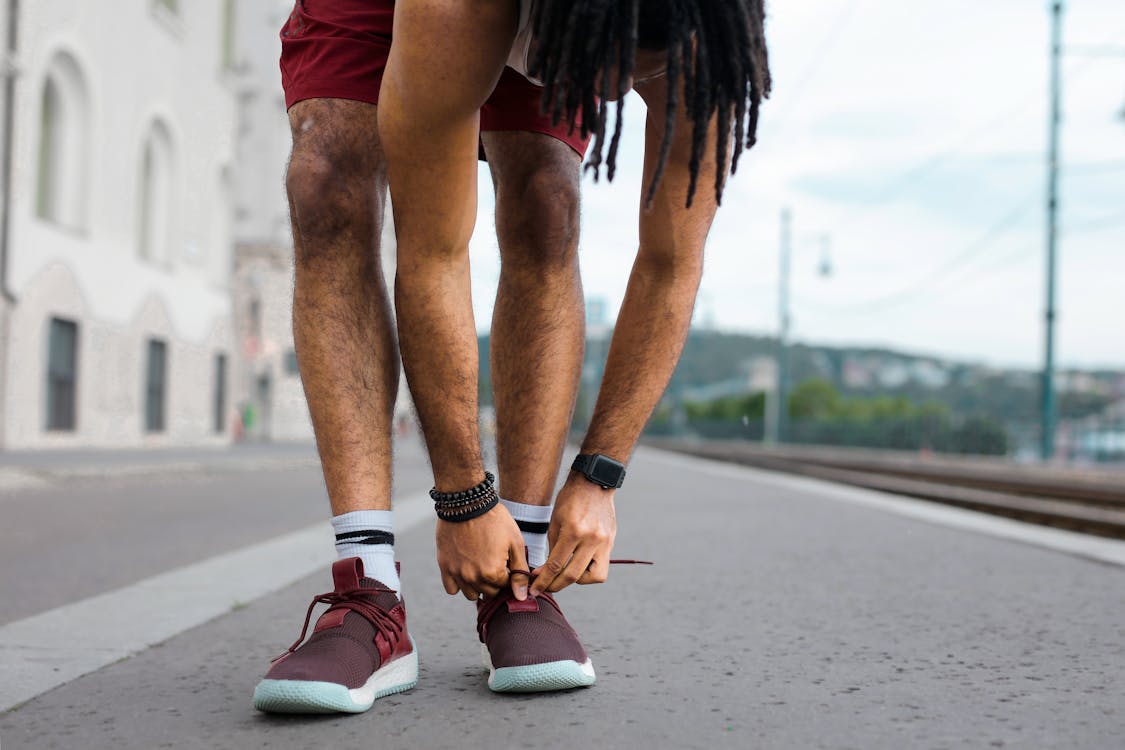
[279,0,589,156]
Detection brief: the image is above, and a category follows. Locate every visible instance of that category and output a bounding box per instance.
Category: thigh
[379,0,518,260]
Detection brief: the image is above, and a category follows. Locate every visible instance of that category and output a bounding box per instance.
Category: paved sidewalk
[0,442,330,494]
[2,448,1123,749]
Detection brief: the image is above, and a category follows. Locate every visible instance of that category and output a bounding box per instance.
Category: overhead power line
[793,190,1040,316]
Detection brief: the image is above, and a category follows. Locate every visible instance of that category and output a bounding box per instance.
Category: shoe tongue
[358,576,400,611]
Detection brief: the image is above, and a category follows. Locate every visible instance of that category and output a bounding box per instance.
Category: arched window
[137,121,175,264]
[209,166,234,280]
[35,52,90,230]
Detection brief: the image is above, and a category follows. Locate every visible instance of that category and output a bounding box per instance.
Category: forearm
[579,84,720,462]
[579,251,703,459]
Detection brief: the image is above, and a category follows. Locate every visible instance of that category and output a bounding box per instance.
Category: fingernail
[516,584,528,601]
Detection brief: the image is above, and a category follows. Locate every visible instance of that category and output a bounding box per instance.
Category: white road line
[0,467,49,492]
[0,491,433,713]
[639,446,1125,568]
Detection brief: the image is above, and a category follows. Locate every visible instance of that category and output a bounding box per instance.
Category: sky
[466,0,1125,370]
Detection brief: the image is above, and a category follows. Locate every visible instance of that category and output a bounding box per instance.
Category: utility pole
[0,0,19,450]
[766,208,792,445]
[1041,0,1062,461]
[0,0,18,304]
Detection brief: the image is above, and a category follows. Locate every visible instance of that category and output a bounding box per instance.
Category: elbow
[634,244,705,285]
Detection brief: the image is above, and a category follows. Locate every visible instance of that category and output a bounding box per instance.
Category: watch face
[588,455,624,488]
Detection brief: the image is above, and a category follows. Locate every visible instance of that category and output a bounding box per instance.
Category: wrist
[431,471,499,522]
[570,452,626,490]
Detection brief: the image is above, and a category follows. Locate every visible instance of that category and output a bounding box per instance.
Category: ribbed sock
[500,498,552,569]
[330,510,400,593]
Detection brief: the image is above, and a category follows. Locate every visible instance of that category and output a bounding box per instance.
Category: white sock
[500,498,552,569]
[331,510,400,593]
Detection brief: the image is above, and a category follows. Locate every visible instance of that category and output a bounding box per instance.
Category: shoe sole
[253,638,419,714]
[483,644,596,693]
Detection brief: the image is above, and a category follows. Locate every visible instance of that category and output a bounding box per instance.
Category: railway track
[645,438,1125,540]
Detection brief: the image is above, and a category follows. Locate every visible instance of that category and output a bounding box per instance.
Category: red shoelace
[478,559,653,636]
[273,581,404,664]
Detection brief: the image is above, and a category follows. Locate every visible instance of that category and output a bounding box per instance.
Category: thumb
[508,541,530,601]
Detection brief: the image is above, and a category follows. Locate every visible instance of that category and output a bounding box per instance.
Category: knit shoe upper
[253,557,417,713]
[476,587,595,692]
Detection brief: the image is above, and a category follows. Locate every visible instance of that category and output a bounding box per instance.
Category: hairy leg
[379,0,529,600]
[482,131,584,506]
[287,98,397,514]
[379,0,516,491]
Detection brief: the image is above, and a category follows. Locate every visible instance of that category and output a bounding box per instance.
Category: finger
[476,580,502,599]
[463,565,506,600]
[508,540,530,600]
[530,539,576,596]
[577,554,611,585]
[547,546,595,593]
[461,584,481,601]
[546,515,561,550]
[441,571,459,596]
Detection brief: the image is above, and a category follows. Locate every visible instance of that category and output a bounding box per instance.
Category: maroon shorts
[279,0,589,156]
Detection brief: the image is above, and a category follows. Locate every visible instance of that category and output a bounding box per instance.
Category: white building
[0,0,238,448]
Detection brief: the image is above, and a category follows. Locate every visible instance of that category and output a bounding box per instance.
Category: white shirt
[506,0,544,86]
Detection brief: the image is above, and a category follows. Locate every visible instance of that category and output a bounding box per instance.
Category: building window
[213,353,228,433]
[145,339,168,433]
[283,349,299,376]
[154,0,178,13]
[137,121,175,265]
[36,53,89,231]
[46,318,78,431]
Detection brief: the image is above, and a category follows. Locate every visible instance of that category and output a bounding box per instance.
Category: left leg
[475,131,592,694]
[482,130,584,513]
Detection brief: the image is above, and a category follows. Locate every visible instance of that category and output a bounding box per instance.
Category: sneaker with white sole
[253,557,417,713]
[477,587,595,693]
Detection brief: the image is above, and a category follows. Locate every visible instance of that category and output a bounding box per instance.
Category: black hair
[529,0,771,208]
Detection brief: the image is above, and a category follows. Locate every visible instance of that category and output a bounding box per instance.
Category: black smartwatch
[571,453,626,489]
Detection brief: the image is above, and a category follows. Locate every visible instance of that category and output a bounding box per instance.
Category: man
[255,0,770,711]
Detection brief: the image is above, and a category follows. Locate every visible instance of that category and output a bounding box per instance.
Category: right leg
[287,98,397,518]
[255,0,417,714]
[255,99,416,715]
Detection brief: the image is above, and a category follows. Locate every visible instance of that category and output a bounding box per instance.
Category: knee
[286,142,382,255]
[496,166,580,275]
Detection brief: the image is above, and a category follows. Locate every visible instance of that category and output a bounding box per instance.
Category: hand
[531,475,617,596]
[436,503,530,601]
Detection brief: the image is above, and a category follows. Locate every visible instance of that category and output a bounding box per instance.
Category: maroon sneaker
[477,587,595,692]
[253,557,417,713]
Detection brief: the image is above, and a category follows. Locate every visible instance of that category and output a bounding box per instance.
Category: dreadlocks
[528,0,771,208]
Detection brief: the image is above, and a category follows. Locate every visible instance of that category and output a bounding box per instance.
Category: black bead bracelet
[431,471,499,522]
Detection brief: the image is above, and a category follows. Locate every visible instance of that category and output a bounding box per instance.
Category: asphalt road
[1,443,1123,749]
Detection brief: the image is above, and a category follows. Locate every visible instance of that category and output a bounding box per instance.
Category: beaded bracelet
[430,471,495,505]
[431,471,499,522]
[434,489,498,522]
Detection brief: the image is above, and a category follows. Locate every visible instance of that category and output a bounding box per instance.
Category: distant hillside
[479,330,1124,426]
